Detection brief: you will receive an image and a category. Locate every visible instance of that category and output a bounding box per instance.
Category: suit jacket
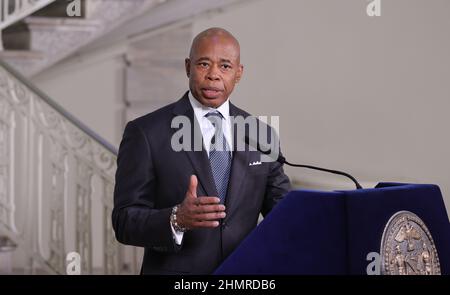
[112,92,291,274]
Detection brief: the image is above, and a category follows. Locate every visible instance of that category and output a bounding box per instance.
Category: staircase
[0,0,166,77]
[0,53,143,275]
[0,0,168,274]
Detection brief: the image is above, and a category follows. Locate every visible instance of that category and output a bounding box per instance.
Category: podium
[214,183,450,275]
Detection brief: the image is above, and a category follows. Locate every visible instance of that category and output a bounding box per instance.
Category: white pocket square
[249,161,262,166]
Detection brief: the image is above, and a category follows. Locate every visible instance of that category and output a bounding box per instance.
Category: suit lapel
[172,92,218,197]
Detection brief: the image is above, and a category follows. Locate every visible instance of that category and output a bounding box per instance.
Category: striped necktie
[205,111,232,204]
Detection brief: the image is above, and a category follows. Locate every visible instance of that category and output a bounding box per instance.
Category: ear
[235,64,244,84]
[185,58,191,78]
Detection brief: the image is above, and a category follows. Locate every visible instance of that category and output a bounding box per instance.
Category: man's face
[185,35,243,108]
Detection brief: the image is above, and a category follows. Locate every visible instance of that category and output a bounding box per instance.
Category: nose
[206,65,220,81]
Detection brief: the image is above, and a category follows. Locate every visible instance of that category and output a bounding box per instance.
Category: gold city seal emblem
[380,211,441,275]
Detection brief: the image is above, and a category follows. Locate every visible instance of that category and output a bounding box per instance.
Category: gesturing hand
[176,175,226,230]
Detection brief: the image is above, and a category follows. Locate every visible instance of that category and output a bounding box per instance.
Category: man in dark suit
[112,27,291,274]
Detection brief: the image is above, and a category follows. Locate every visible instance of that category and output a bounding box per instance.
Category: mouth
[201,87,223,99]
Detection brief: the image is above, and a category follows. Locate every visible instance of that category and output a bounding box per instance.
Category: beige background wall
[32,52,126,147]
[192,0,450,212]
[32,0,450,213]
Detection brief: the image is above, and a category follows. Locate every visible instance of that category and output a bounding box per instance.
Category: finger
[187,175,198,198]
[196,196,221,205]
[191,204,226,214]
[193,212,226,221]
[191,220,220,228]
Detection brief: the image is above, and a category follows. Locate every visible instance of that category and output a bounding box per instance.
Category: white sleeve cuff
[170,221,184,245]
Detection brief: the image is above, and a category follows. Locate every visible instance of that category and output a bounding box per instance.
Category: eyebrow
[196,57,234,64]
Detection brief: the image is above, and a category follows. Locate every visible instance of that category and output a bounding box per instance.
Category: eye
[198,62,209,68]
[221,64,232,70]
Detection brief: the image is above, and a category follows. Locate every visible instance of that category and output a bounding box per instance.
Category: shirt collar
[188,91,230,121]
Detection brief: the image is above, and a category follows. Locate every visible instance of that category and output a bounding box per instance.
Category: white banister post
[13,0,22,17]
[3,1,8,21]
[0,0,6,50]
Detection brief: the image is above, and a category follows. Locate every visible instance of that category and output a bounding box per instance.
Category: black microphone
[244,136,363,189]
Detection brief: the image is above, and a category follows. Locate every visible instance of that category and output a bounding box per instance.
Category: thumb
[187,175,198,198]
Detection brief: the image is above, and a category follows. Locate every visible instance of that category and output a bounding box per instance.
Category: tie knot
[205,111,224,128]
[205,111,223,120]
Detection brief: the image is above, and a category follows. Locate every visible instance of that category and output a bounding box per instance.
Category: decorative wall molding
[0,0,57,49]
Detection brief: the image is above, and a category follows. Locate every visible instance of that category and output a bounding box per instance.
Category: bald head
[185,27,243,108]
[189,28,241,62]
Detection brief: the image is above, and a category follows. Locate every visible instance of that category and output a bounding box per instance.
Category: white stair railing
[0,0,57,49]
[0,59,139,274]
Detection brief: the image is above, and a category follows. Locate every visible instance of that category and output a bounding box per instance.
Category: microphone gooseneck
[244,136,363,190]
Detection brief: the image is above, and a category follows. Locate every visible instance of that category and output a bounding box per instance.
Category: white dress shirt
[171,92,233,245]
[189,92,233,156]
